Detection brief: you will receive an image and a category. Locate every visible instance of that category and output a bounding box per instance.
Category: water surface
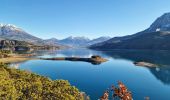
[14,49,170,100]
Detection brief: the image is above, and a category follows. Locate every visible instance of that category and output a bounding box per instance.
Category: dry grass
[0,54,36,63]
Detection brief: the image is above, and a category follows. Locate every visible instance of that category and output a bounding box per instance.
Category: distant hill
[58,36,90,47]
[43,38,67,48]
[0,40,60,51]
[90,12,170,50]
[0,39,35,51]
[44,38,59,44]
[45,36,111,47]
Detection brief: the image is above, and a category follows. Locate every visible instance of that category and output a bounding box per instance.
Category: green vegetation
[0,63,84,100]
[0,50,12,58]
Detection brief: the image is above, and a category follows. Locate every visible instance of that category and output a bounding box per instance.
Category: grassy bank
[0,54,35,63]
[0,50,33,63]
[0,63,84,100]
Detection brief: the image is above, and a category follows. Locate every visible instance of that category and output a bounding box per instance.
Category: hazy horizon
[1,0,170,39]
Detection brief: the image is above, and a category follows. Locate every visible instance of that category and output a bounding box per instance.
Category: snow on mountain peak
[66,36,90,40]
[0,23,23,31]
[148,12,170,32]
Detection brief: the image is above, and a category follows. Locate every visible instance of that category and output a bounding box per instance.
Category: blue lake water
[13,49,170,100]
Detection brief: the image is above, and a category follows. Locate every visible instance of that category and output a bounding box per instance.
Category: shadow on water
[101,50,170,85]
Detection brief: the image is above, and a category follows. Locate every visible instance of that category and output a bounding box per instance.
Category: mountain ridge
[89,12,170,50]
[0,23,111,48]
[45,36,111,47]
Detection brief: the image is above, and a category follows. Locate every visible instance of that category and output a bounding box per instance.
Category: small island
[41,55,108,65]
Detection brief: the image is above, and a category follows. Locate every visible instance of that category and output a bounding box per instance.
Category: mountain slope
[44,38,59,43]
[91,31,170,50]
[87,36,111,46]
[43,38,68,48]
[0,24,63,48]
[90,12,170,50]
[44,38,59,46]
[58,36,90,47]
[54,36,111,47]
[0,24,42,44]
[147,12,170,32]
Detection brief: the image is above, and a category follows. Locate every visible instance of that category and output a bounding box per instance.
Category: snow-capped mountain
[59,36,91,47]
[53,36,111,47]
[0,23,111,48]
[147,12,170,32]
[0,24,63,48]
[0,24,23,35]
[90,12,170,50]
[0,24,42,44]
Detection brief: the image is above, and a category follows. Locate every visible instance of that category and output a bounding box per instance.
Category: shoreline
[0,54,36,63]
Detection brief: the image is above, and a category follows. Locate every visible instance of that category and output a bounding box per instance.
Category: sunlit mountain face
[0,24,42,43]
[90,13,170,50]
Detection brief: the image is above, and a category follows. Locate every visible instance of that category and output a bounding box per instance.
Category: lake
[11,48,170,100]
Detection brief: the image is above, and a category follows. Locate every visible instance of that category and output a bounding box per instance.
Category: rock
[134,62,158,67]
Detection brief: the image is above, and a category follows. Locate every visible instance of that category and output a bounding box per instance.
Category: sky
[0,0,170,39]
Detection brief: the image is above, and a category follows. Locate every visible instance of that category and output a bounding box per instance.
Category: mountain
[91,31,170,50]
[44,38,59,45]
[87,36,111,46]
[147,12,170,32]
[58,36,91,47]
[0,40,33,51]
[0,39,61,51]
[0,23,110,48]
[54,36,111,47]
[0,24,64,48]
[90,12,170,50]
[45,38,59,42]
[43,38,68,48]
[0,23,111,48]
[0,24,43,44]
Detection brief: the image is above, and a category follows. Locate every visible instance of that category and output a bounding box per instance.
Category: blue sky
[0,0,170,39]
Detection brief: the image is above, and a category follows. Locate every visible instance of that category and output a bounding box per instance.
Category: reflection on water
[35,49,109,58]
[101,50,170,85]
[149,67,170,85]
[14,49,170,100]
[102,50,170,67]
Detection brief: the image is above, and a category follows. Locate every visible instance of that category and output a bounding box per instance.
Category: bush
[0,63,84,100]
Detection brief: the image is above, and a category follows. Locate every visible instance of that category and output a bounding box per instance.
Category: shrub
[0,63,84,100]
